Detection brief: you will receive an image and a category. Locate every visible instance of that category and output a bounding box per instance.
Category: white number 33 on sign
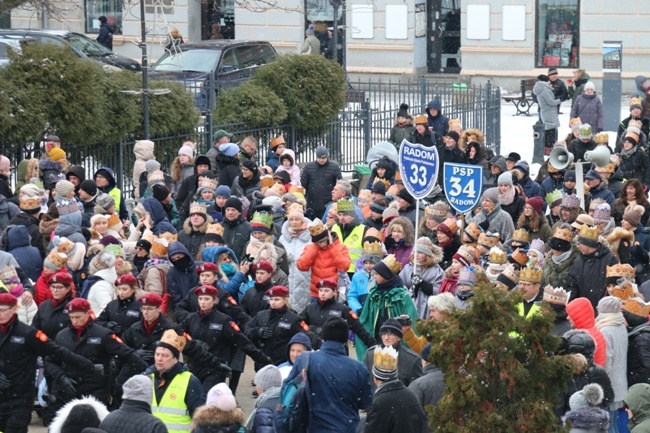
[409,164,428,187]
[448,176,476,198]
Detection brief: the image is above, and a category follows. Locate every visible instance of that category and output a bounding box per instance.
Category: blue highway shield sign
[443,162,484,213]
[398,139,439,200]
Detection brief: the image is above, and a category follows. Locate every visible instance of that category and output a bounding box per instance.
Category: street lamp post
[139,0,150,139]
[330,0,341,65]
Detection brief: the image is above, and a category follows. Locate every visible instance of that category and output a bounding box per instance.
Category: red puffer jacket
[566,297,607,367]
[34,268,76,306]
[297,238,350,298]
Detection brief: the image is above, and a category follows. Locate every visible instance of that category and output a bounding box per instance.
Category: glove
[107,321,123,334]
[0,372,10,390]
[193,340,210,352]
[59,376,78,399]
[258,327,273,339]
[135,348,154,361]
[411,274,422,287]
[262,356,273,366]
[215,362,232,378]
[478,220,490,231]
[93,364,105,377]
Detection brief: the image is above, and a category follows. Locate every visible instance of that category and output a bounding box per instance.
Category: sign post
[443,163,484,237]
[399,139,440,285]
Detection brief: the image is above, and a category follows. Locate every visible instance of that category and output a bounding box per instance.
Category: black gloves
[478,220,490,231]
[135,348,154,361]
[215,361,232,378]
[193,340,210,352]
[0,372,10,390]
[59,376,78,399]
[107,321,123,334]
[258,327,273,339]
[416,280,434,296]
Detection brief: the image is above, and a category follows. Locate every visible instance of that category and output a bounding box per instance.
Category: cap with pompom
[397,103,409,119]
[569,383,604,410]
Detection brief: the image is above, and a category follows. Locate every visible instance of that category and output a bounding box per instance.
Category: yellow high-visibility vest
[151,371,192,433]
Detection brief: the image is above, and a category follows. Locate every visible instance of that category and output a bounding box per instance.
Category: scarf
[0,314,16,335]
[621,145,638,157]
[220,263,236,277]
[246,236,266,258]
[9,283,24,298]
[551,249,572,265]
[288,223,307,237]
[238,172,260,190]
[498,187,515,206]
[595,312,626,330]
[376,274,402,291]
[144,317,159,336]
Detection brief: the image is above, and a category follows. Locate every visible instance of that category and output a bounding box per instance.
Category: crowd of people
[3,85,650,433]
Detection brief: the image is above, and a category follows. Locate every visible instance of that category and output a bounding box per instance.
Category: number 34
[448,176,476,198]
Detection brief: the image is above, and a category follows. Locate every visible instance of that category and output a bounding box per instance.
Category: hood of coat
[626,383,650,428]
[426,99,442,119]
[6,225,31,250]
[386,216,415,247]
[168,241,192,261]
[66,165,86,183]
[532,80,552,97]
[281,218,311,242]
[489,156,507,174]
[190,405,245,432]
[279,149,296,166]
[566,298,596,329]
[183,214,214,234]
[201,245,239,264]
[141,197,167,225]
[94,167,117,189]
[285,332,312,364]
[134,140,155,161]
[48,396,110,433]
[17,158,39,184]
[563,406,610,431]
[40,214,59,237]
[635,75,648,92]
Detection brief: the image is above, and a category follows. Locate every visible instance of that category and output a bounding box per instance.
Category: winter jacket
[563,406,610,433]
[222,215,251,259]
[5,224,42,282]
[247,386,280,433]
[279,219,312,313]
[571,93,604,133]
[178,215,212,260]
[541,246,579,289]
[533,80,561,130]
[626,313,650,387]
[467,202,515,245]
[348,268,371,315]
[87,267,118,317]
[632,75,648,99]
[244,307,302,369]
[133,140,155,201]
[436,144,466,189]
[215,153,241,189]
[364,379,427,433]
[301,34,321,55]
[284,342,373,433]
[301,160,342,217]
[390,122,416,148]
[200,246,247,300]
[16,158,39,191]
[363,344,424,389]
[567,244,618,311]
[624,382,650,433]
[619,146,650,186]
[8,210,44,258]
[399,262,444,319]
[31,293,73,338]
[563,351,614,414]
[95,294,142,337]
[588,183,615,206]
[100,400,168,433]
[175,156,212,209]
[426,99,449,138]
[540,173,565,198]
[95,167,128,221]
[566,299,607,367]
[49,396,110,433]
[141,198,177,235]
[166,241,199,305]
[598,320,628,403]
[568,138,598,164]
[606,169,625,199]
[0,194,19,233]
[617,116,650,145]
[518,175,543,199]
[500,193,526,226]
[408,363,445,409]
[411,129,437,148]
[297,237,350,298]
[274,149,301,186]
[569,72,590,107]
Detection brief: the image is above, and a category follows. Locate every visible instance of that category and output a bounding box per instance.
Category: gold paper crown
[512,229,530,244]
[373,178,391,191]
[624,299,650,318]
[448,118,461,129]
[594,132,609,145]
[363,240,383,256]
[159,329,187,353]
[142,231,157,244]
[553,225,573,242]
[500,265,519,284]
[270,136,285,148]
[596,162,616,174]
[464,222,482,239]
[630,97,643,107]
[19,196,41,210]
[198,178,218,190]
[190,202,207,215]
[578,224,600,241]
[0,265,17,282]
[288,185,305,195]
[569,117,582,128]
[519,266,543,283]
[206,223,224,236]
[606,263,635,279]
[381,254,402,274]
[440,217,458,234]
[160,232,178,244]
[478,232,500,248]
[287,202,304,215]
[611,282,635,301]
[373,345,398,372]
[46,249,68,268]
[425,201,448,218]
[107,213,121,228]
[337,198,355,213]
[415,114,428,125]
[56,200,79,216]
[308,218,327,237]
[148,170,165,183]
[488,247,506,264]
[260,175,274,189]
[629,119,643,134]
[151,238,169,257]
[543,285,570,305]
[57,238,75,255]
[509,248,529,266]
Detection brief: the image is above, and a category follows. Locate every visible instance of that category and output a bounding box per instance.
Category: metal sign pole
[412,198,420,283]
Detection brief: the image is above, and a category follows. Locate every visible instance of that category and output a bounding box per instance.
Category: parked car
[0,36,34,68]
[149,40,277,111]
[0,29,141,71]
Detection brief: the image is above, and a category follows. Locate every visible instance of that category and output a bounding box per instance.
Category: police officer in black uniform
[44,298,148,419]
[95,274,142,336]
[174,262,251,327]
[181,285,273,393]
[298,278,376,349]
[0,293,98,433]
[31,271,75,339]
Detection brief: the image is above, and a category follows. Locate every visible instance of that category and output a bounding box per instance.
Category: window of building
[85,0,123,35]
[144,0,173,15]
[535,0,579,68]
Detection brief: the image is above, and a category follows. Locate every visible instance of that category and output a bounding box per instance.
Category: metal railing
[2,77,500,197]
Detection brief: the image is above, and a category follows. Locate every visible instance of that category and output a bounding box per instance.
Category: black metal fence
[2,77,500,197]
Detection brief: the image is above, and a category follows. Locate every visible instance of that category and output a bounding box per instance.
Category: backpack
[274,352,311,433]
[79,274,103,299]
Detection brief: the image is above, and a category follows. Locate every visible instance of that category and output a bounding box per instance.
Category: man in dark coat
[0,293,96,433]
[4,225,42,282]
[205,130,233,176]
[166,241,199,306]
[408,343,445,411]
[96,16,113,50]
[174,156,211,209]
[584,170,615,205]
[426,98,449,139]
[436,131,466,189]
[221,197,251,259]
[513,160,543,199]
[99,375,168,433]
[215,143,241,189]
[301,146,342,219]
[363,341,427,433]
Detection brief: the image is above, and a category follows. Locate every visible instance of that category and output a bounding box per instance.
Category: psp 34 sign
[398,139,440,200]
[444,162,483,213]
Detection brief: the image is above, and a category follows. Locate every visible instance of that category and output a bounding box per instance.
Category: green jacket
[626,383,650,432]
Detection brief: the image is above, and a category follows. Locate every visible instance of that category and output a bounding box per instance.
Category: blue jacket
[519,175,543,199]
[348,269,371,314]
[266,149,281,173]
[166,241,199,305]
[141,198,177,235]
[426,99,449,138]
[589,183,615,206]
[285,341,372,433]
[6,225,42,282]
[539,174,564,198]
[200,246,247,299]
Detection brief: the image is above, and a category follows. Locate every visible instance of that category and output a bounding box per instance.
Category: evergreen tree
[418,276,572,432]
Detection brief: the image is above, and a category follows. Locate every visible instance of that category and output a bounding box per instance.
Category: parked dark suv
[149,40,277,111]
[0,29,141,71]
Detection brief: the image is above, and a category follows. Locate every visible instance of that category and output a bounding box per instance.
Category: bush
[213,81,287,128]
[252,54,346,131]
[147,79,201,138]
